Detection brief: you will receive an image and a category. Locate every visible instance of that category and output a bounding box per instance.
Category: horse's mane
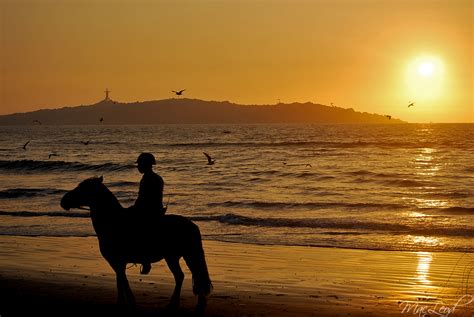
[81,176,123,210]
[79,176,103,186]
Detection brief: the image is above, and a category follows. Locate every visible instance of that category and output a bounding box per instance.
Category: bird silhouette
[172,89,186,96]
[203,152,215,165]
[32,120,42,125]
[408,102,415,108]
[81,140,90,145]
[99,117,104,123]
[22,141,30,150]
[48,153,58,159]
[305,163,312,168]
[385,115,392,120]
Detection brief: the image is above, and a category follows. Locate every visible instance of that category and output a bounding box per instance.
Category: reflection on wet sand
[416,251,433,285]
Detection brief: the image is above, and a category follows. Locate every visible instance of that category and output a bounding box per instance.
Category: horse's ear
[99,176,103,183]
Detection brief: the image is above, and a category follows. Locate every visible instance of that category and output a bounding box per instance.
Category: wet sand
[0,236,473,316]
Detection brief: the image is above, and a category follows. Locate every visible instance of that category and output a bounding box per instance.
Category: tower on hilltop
[104,88,111,101]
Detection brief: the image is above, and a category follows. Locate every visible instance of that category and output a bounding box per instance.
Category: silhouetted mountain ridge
[0,98,405,124]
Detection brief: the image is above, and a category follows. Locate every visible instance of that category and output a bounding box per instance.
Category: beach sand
[0,236,473,316]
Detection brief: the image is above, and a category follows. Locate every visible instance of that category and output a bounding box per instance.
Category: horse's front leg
[111,261,136,308]
[165,256,184,309]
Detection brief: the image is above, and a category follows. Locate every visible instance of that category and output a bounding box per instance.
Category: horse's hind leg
[165,256,184,308]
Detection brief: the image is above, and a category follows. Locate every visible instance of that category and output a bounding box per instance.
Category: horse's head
[61,176,105,211]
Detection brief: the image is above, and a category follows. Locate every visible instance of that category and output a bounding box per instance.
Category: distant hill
[0,98,405,125]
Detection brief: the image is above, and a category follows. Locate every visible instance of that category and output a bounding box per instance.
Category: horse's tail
[184,225,212,296]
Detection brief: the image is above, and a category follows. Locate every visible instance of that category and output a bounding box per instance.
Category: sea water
[0,123,472,252]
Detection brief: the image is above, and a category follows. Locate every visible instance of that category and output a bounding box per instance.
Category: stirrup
[140,263,151,275]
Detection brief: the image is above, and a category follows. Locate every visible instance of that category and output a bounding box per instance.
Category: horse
[60,176,212,311]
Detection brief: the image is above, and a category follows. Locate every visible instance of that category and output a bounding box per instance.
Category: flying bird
[172,89,186,96]
[385,115,392,120]
[203,152,215,165]
[22,141,30,150]
[305,163,312,168]
[32,120,42,125]
[81,140,90,145]
[48,153,58,159]
[408,102,415,108]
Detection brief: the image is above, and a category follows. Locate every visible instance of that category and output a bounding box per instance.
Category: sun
[403,55,445,102]
[417,62,434,77]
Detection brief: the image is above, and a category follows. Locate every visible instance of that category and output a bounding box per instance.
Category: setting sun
[404,55,446,108]
[418,62,435,77]
[409,56,444,80]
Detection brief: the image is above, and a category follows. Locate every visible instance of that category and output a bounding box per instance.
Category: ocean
[0,123,472,252]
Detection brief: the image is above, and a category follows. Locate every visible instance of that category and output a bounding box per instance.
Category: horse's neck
[97,185,122,211]
[90,186,123,234]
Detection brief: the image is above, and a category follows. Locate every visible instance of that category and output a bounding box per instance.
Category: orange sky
[0,0,472,123]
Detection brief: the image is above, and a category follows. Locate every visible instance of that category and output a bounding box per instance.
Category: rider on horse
[130,152,166,274]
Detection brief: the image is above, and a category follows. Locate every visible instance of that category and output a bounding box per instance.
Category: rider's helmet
[136,153,156,166]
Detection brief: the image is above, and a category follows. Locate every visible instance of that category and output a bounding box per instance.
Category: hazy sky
[1,0,472,122]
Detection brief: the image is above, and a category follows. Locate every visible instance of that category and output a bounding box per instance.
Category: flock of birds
[22,92,414,163]
[31,117,105,125]
[21,138,92,160]
[170,91,414,123]
[22,137,217,166]
[25,116,106,159]
[21,133,311,168]
[23,90,191,160]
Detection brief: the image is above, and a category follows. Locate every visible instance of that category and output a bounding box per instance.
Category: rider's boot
[140,262,151,275]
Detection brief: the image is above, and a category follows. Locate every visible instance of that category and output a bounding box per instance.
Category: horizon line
[0,97,472,124]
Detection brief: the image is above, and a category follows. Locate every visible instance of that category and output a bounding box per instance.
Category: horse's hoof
[166,298,180,310]
[116,300,136,312]
[195,295,207,316]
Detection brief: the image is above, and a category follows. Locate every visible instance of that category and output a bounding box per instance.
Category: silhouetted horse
[60,176,212,310]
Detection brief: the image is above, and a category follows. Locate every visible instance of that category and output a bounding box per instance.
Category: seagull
[172,89,186,96]
[32,119,42,125]
[408,102,415,108]
[81,140,90,145]
[22,141,30,150]
[203,152,215,165]
[305,163,312,168]
[99,117,104,123]
[385,115,392,120]
[48,153,58,159]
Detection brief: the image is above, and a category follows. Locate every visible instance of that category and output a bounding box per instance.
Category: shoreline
[1,236,473,316]
[203,237,474,254]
